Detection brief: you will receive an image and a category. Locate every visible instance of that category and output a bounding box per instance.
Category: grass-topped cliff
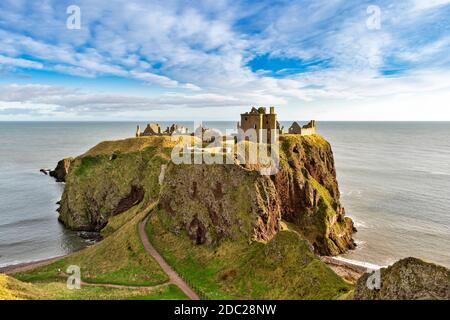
[5,134,357,300]
[57,134,355,255]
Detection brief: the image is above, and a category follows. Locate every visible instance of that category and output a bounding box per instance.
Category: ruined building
[135,107,317,141]
[288,120,317,136]
[237,107,282,143]
[136,123,189,137]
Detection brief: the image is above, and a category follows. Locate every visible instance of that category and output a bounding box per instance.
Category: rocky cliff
[274,135,355,255]
[159,163,281,246]
[49,158,73,182]
[354,257,450,300]
[55,134,355,255]
[57,136,179,231]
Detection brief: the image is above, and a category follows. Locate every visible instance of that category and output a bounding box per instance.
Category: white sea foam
[353,220,368,229]
[333,256,384,270]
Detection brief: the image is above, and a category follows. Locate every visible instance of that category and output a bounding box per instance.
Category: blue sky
[0,0,449,120]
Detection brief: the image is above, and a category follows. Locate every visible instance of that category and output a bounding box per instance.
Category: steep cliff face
[274,135,355,255]
[57,136,178,231]
[55,134,355,255]
[49,158,73,182]
[158,163,281,245]
[354,257,450,300]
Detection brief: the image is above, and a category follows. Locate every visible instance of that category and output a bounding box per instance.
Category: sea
[0,121,449,268]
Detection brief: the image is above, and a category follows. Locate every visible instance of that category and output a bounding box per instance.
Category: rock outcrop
[54,134,355,255]
[56,137,178,231]
[49,158,73,182]
[159,163,281,245]
[354,257,450,300]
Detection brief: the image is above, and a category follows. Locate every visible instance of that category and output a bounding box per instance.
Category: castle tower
[238,106,278,143]
[136,125,141,137]
[265,107,277,143]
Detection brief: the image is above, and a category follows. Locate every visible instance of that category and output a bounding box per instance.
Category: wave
[409,169,450,177]
[333,256,385,270]
[343,190,363,197]
[0,216,54,230]
[353,220,368,229]
[0,239,38,249]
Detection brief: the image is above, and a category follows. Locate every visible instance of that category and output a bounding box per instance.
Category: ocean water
[0,121,449,268]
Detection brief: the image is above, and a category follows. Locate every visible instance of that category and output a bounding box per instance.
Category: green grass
[101,204,142,237]
[35,282,187,300]
[9,201,193,300]
[0,274,45,300]
[1,274,187,300]
[146,210,352,300]
[14,204,168,287]
[127,284,188,300]
[74,156,102,177]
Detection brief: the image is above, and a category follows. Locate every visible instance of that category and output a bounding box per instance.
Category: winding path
[138,214,200,300]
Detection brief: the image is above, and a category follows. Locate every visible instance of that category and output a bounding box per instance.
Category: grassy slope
[8,204,189,299]
[0,273,186,300]
[0,274,45,300]
[147,210,352,300]
[14,204,167,286]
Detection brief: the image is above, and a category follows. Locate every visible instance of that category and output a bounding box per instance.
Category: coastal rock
[354,257,450,300]
[40,168,50,175]
[49,158,73,182]
[77,231,103,241]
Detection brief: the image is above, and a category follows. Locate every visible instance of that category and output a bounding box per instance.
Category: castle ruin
[237,106,282,143]
[288,120,316,136]
[136,123,189,137]
[237,106,316,142]
[135,107,317,141]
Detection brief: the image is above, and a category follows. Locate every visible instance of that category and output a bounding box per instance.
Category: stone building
[237,106,282,143]
[136,123,188,137]
[144,123,162,135]
[288,120,316,136]
[135,107,317,141]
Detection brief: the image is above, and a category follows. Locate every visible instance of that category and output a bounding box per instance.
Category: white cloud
[129,71,179,88]
[0,84,266,115]
[0,54,43,70]
[412,0,450,10]
[0,1,449,120]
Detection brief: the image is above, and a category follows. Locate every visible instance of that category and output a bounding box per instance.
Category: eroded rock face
[57,138,173,232]
[354,257,450,300]
[111,185,145,216]
[158,164,281,245]
[273,136,355,255]
[50,158,73,182]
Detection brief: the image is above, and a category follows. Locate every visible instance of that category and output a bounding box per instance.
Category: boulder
[354,257,450,300]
